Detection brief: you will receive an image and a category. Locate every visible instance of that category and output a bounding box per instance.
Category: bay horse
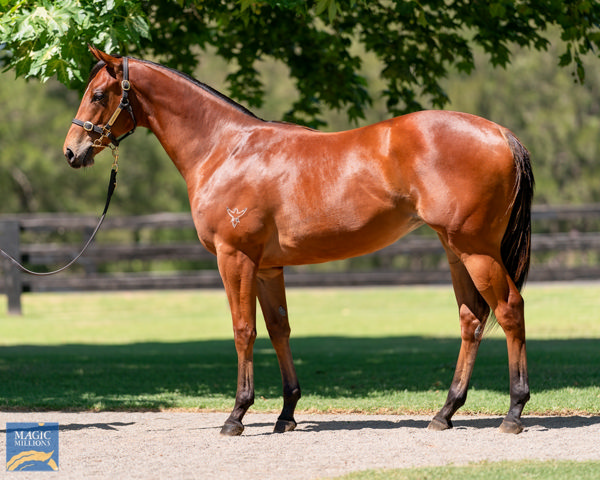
[64,47,534,436]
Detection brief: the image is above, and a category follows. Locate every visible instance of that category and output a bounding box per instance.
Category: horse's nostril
[65,148,75,164]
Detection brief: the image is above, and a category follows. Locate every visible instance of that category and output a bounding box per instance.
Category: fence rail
[2,205,600,314]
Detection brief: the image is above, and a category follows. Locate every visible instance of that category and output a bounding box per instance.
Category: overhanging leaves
[1,0,599,126]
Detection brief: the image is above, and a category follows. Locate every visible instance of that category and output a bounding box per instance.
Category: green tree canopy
[1,0,600,126]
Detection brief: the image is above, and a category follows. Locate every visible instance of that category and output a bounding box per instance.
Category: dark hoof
[274,418,297,433]
[427,416,452,431]
[220,420,244,436]
[499,418,524,434]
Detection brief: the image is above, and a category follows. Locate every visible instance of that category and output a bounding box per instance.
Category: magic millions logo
[6,423,59,472]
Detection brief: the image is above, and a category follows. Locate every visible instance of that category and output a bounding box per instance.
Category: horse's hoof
[220,420,244,436]
[427,416,452,431]
[499,418,524,434]
[274,419,297,433]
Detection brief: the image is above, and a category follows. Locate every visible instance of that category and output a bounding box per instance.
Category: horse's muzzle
[64,145,95,168]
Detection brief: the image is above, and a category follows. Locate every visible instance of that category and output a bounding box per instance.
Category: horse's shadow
[0,422,136,434]
[2,415,597,437]
[247,415,600,433]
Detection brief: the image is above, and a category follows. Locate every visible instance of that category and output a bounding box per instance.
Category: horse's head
[63,46,136,168]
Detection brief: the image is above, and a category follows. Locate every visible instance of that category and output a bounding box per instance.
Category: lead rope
[0,149,119,276]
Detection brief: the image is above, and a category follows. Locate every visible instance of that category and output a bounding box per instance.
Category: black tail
[501,132,534,292]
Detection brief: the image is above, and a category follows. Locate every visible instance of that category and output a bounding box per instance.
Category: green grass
[0,285,599,413]
[330,460,600,480]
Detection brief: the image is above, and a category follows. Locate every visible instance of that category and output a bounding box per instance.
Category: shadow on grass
[0,337,598,410]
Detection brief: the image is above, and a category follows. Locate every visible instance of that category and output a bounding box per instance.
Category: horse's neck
[132,62,260,177]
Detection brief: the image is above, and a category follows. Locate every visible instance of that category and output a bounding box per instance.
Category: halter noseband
[72,57,137,148]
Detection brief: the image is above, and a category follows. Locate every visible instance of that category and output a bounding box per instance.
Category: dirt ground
[1,412,599,479]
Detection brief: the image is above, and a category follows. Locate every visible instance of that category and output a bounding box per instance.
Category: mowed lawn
[0,284,598,414]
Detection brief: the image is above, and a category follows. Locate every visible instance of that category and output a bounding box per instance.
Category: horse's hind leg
[257,267,301,433]
[456,250,529,434]
[429,245,490,431]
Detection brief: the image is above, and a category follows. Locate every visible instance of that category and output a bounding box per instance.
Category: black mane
[87,56,263,121]
[137,59,261,120]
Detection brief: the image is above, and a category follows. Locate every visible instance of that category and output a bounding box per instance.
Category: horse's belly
[262,205,423,267]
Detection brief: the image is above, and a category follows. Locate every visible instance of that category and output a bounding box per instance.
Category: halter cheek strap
[72,57,137,147]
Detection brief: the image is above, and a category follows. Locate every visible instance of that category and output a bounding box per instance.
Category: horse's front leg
[217,249,259,437]
[257,267,301,433]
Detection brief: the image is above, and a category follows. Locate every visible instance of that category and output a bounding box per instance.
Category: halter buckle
[83,121,94,132]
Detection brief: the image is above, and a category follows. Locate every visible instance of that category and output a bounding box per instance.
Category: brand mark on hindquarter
[227,207,247,228]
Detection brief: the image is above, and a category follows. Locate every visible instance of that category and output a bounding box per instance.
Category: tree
[1,0,600,127]
[443,35,600,204]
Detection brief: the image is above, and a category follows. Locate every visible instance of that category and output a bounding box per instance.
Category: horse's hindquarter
[403,111,518,239]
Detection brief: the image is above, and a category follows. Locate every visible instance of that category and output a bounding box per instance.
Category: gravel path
[2,412,599,479]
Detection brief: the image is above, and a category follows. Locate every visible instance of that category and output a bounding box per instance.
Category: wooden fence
[2,204,600,314]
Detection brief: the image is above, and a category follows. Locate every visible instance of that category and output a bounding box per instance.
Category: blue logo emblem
[6,423,59,471]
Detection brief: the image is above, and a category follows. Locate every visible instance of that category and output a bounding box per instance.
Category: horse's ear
[88,45,123,76]
[88,44,102,61]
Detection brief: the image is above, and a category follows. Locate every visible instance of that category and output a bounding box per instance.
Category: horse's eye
[92,91,106,103]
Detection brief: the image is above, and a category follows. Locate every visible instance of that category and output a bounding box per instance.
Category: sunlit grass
[0,284,598,413]
[331,460,600,480]
[3,283,598,344]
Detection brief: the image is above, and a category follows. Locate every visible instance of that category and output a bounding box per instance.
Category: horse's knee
[233,323,257,349]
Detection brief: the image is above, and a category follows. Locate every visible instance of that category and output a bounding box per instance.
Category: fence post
[0,220,22,315]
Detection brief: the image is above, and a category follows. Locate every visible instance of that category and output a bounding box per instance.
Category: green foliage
[2,1,600,126]
[0,0,150,88]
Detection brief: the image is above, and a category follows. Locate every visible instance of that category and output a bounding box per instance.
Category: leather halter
[72,57,137,147]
